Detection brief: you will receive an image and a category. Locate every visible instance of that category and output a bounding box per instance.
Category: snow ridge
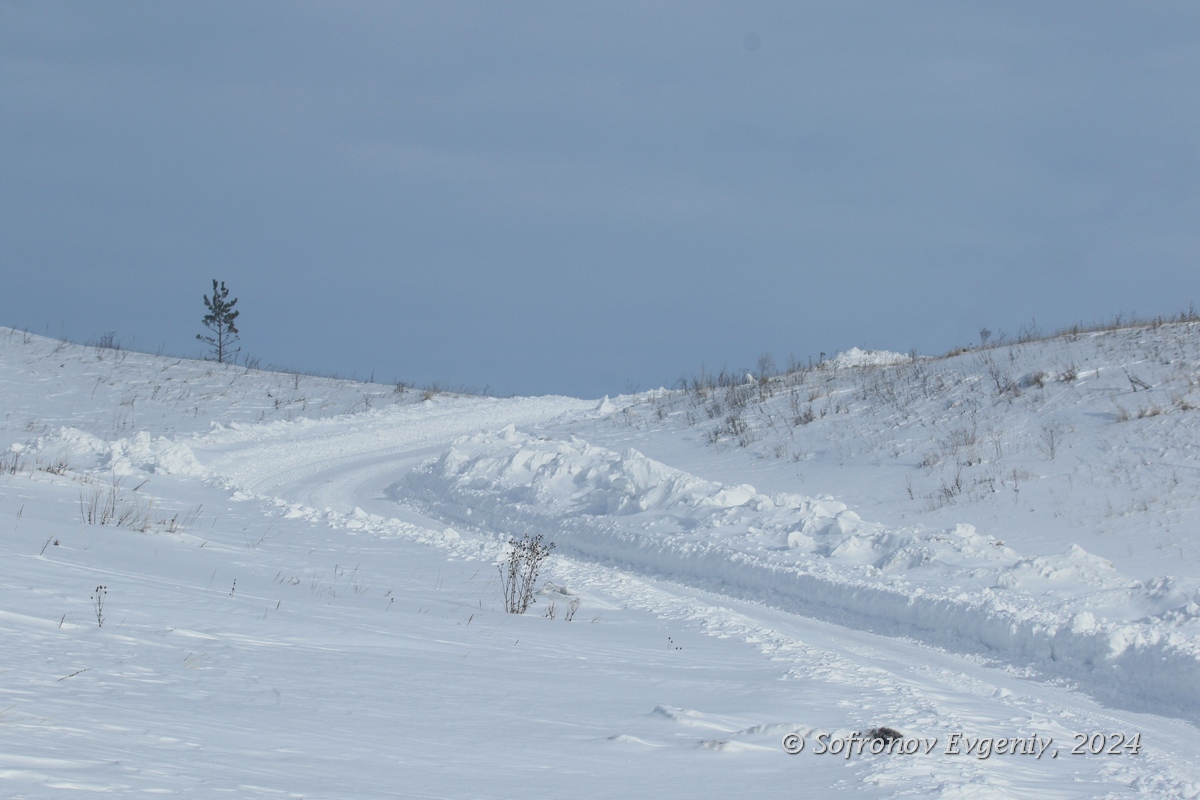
[406,425,1200,722]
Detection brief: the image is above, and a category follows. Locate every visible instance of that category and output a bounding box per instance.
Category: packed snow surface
[3,325,1200,798]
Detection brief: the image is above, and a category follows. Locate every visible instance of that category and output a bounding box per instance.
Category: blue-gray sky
[3,2,1199,397]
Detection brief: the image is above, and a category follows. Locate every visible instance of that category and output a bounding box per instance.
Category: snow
[405,425,1200,720]
[829,347,914,369]
[3,325,1200,797]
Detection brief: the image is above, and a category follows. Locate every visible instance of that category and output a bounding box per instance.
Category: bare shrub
[80,475,125,525]
[756,353,776,382]
[794,405,816,426]
[1136,404,1164,419]
[979,353,1017,396]
[92,585,107,627]
[1017,319,1042,343]
[78,474,189,532]
[164,505,203,533]
[939,468,964,504]
[564,598,580,621]
[0,450,24,475]
[1126,372,1151,392]
[946,425,977,450]
[1021,371,1047,389]
[499,533,555,614]
[1039,423,1064,460]
[39,457,70,475]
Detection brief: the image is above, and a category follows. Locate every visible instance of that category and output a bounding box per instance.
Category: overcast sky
[3,2,1199,397]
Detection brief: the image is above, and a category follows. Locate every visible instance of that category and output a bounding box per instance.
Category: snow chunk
[828,347,913,369]
[114,431,206,476]
[24,428,205,476]
[706,484,756,508]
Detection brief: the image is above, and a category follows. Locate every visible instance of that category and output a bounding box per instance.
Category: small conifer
[197,279,240,363]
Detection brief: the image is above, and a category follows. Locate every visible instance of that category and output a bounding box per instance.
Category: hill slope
[2,325,1200,798]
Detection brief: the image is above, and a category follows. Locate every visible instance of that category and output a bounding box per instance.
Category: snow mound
[24,428,206,477]
[828,347,913,369]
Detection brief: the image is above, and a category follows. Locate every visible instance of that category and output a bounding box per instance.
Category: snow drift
[406,425,1200,722]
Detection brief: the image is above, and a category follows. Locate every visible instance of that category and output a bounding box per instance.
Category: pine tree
[197,279,240,363]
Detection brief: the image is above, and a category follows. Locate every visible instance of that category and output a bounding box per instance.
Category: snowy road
[190,395,1200,798]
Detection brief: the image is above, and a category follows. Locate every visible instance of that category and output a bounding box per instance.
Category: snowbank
[405,426,1200,722]
[828,348,913,369]
[20,427,206,477]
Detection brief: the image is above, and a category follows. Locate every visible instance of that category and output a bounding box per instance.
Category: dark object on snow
[862,726,903,743]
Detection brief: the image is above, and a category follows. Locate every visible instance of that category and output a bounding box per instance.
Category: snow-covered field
[3,323,1200,798]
